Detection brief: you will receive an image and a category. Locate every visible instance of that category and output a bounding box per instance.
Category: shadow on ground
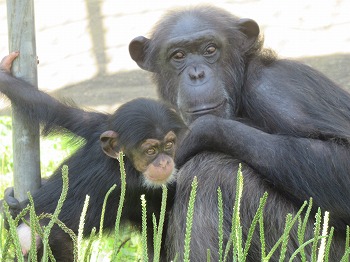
[51,69,155,113]
[1,52,349,116]
[55,52,350,110]
[300,53,350,90]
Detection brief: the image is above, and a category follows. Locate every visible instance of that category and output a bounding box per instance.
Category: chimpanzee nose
[158,158,169,168]
[188,66,205,80]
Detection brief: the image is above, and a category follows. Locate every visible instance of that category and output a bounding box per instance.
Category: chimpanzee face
[158,25,231,124]
[130,131,177,187]
[129,12,259,124]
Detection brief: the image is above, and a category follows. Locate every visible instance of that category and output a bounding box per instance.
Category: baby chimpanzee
[0,52,186,261]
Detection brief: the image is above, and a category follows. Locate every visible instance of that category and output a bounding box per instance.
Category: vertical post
[7,0,41,201]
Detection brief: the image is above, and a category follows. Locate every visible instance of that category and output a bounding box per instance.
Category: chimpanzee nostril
[189,73,196,80]
[189,66,205,80]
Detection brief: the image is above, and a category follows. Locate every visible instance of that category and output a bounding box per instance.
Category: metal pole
[6,0,41,201]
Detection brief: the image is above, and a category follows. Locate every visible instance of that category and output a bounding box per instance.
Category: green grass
[0,116,79,196]
[0,116,140,261]
[1,115,350,261]
[0,116,14,195]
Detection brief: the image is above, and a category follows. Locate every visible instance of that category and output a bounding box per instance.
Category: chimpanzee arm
[0,62,107,139]
[177,63,350,227]
[177,116,350,228]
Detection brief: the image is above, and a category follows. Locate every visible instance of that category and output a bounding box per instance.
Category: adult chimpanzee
[129,5,350,261]
[0,52,186,261]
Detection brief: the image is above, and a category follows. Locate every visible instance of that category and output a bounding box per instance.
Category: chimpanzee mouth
[186,100,226,115]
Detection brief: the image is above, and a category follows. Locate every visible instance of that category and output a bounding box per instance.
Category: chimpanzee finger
[0,51,20,73]
[4,187,20,208]
[0,187,21,230]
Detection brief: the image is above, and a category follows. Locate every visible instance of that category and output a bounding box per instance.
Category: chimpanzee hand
[0,177,47,220]
[0,187,21,221]
[175,114,223,167]
[0,51,19,73]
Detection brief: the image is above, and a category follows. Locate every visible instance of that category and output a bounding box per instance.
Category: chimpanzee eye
[164,141,174,150]
[204,45,217,56]
[172,51,185,60]
[146,148,157,155]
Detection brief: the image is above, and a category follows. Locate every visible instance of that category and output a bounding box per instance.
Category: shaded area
[51,69,155,112]
[50,52,350,111]
[300,53,350,91]
[0,52,349,116]
[84,0,108,76]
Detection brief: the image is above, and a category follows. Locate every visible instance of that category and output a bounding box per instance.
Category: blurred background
[0,0,349,112]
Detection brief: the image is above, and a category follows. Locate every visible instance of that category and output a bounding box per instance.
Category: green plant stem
[183,176,198,262]
[111,152,127,261]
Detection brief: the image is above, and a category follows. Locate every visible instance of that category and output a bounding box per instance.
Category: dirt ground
[50,54,350,113]
[0,0,349,114]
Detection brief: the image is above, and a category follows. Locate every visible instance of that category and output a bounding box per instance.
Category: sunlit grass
[1,115,349,261]
[0,116,141,261]
[0,116,79,197]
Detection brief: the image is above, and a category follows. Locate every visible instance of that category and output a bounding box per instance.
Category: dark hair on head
[109,98,186,150]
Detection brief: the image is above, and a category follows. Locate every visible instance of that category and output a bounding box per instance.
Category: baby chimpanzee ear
[100,130,120,159]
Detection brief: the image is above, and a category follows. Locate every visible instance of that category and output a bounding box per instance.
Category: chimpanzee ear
[129,36,154,72]
[100,130,120,159]
[237,18,260,50]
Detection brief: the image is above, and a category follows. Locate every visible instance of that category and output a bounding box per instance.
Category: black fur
[129,5,350,261]
[0,67,185,262]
